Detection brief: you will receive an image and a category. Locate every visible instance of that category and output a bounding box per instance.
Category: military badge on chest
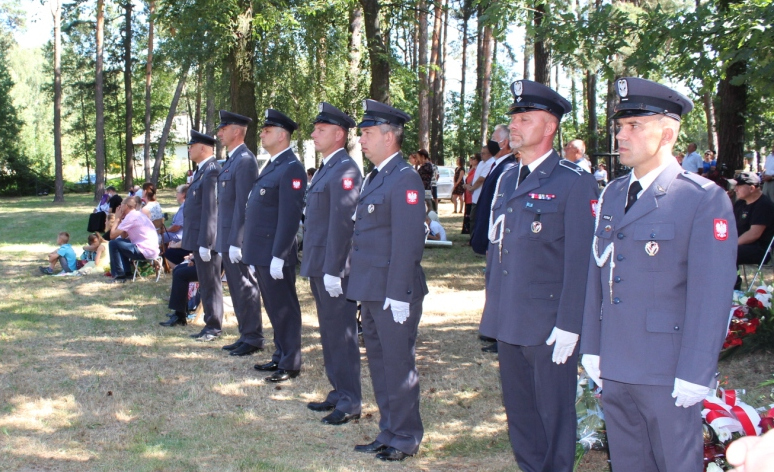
[531,221,542,233]
[259,188,266,196]
[645,241,659,257]
[367,204,375,214]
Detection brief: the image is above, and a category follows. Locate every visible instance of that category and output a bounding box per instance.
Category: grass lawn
[0,191,771,472]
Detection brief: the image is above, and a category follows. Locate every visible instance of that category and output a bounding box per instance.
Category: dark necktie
[626,181,642,213]
[518,165,531,185]
[365,168,379,188]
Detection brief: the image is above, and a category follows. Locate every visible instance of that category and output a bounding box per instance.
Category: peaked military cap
[612,77,693,121]
[313,102,356,129]
[188,129,217,147]
[507,80,572,120]
[357,99,411,128]
[216,110,253,129]
[262,109,299,133]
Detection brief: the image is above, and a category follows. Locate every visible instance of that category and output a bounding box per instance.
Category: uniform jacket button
[616,254,624,261]
[617,233,624,240]
[674,325,680,331]
[503,270,508,275]
[505,228,511,234]
[354,246,359,251]
[407,290,412,294]
[651,233,657,238]
[614,276,621,283]
[613,297,621,304]
[507,207,513,213]
[503,249,509,254]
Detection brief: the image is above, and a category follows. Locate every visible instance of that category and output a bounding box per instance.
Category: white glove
[581,354,603,388]
[228,245,242,264]
[198,246,211,262]
[545,326,579,364]
[383,298,410,324]
[270,257,284,280]
[323,274,343,297]
[672,378,711,408]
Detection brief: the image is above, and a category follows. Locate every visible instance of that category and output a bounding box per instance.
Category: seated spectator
[40,232,77,275]
[594,163,608,187]
[159,254,199,327]
[79,232,107,269]
[108,196,160,282]
[425,211,447,241]
[141,183,164,222]
[162,184,187,245]
[731,172,774,288]
[128,185,141,198]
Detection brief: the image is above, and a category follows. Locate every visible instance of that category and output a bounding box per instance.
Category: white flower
[707,462,724,472]
[716,428,732,442]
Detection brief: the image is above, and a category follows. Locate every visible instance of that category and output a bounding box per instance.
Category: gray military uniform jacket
[242,148,307,267]
[580,163,737,387]
[346,154,428,303]
[216,143,259,253]
[182,157,220,252]
[300,149,362,278]
[479,151,599,345]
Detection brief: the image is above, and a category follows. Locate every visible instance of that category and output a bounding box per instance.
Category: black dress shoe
[222,341,243,351]
[354,440,387,454]
[307,400,335,412]
[190,331,206,339]
[321,409,360,425]
[159,315,186,327]
[375,447,411,461]
[230,343,262,356]
[196,332,220,342]
[265,369,300,382]
[479,334,497,342]
[254,361,278,371]
[481,342,498,353]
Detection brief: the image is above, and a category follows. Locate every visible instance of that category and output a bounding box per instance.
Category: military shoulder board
[241,152,249,157]
[558,159,582,175]
[341,159,350,163]
[207,162,217,170]
[400,167,411,172]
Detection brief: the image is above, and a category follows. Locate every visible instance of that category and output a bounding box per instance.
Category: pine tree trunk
[229,0,258,153]
[346,4,363,154]
[143,0,155,184]
[428,0,443,160]
[479,24,493,145]
[533,3,550,85]
[585,70,598,155]
[703,91,717,152]
[194,66,202,131]
[716,60,747,172]
[418,0,429,150]
[360,0,390,103]
[94,0,106,203]
[152,65,189,185]
[123,1,134,191]
[51,0,64,203]
[457,4,470,159]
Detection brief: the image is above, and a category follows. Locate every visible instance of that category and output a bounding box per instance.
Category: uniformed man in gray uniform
[348,100,428,462]
[182,130,223,342]
[479,80,599,472]
[214,111,264,357]
[580,78,737,472]
[300,103,363,425]
[244,109,307,383]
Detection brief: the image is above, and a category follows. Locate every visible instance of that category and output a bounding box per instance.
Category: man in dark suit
[214,111,264,357]
[478,80,599,472]
[581,78,737,472]
[300,103,363,425]
[180,130,223,341]
[243,109,307,383]
[471,124,516,255]
[347,100,428,462]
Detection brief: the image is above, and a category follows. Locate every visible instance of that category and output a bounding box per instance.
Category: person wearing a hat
[214,111,265,357]
[477,80,598,471]
[580,77,737,472]
[300,102,364,425]
[244,109,306,383]
[347,99,428,461]
[731,171,774,289]
[178,130,223,338]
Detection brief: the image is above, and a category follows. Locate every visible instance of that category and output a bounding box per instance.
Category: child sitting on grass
[40,232,77,275]
[78,232,107,269]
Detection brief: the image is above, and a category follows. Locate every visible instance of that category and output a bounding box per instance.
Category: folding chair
[132,256,164,282]
[744,235,774,292]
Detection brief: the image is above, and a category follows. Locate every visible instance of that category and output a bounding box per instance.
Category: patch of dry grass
[0,193,771,472]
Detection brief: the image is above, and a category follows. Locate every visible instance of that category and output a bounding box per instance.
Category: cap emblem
[617,79,628,98]
[514,81,523,97]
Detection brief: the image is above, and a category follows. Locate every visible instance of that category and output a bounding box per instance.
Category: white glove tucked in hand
[383,298,410,324]
[270,257,284,280]
[581,354,603,388]
[545,326,579,364]
[323,274,343,297]
[228,245,242,264]
[672,378,710,408]
[198,246,211,262]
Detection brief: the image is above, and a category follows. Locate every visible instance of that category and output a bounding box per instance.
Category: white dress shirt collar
[322,148,345,165]
[629,160,672,196]
[270,147,292,162]
[376,152,400,171]
[526,149,553,172]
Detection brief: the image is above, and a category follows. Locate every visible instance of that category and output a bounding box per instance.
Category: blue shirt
[57,244,77,271]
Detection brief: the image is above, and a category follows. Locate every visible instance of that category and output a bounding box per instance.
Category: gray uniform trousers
[360,299,423,456]
[309,275,361,415]
[254,264,302,371]
[498,341,577,472]
[193,250,223,334]
[222,258,264,348]
[603,380,702,472]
